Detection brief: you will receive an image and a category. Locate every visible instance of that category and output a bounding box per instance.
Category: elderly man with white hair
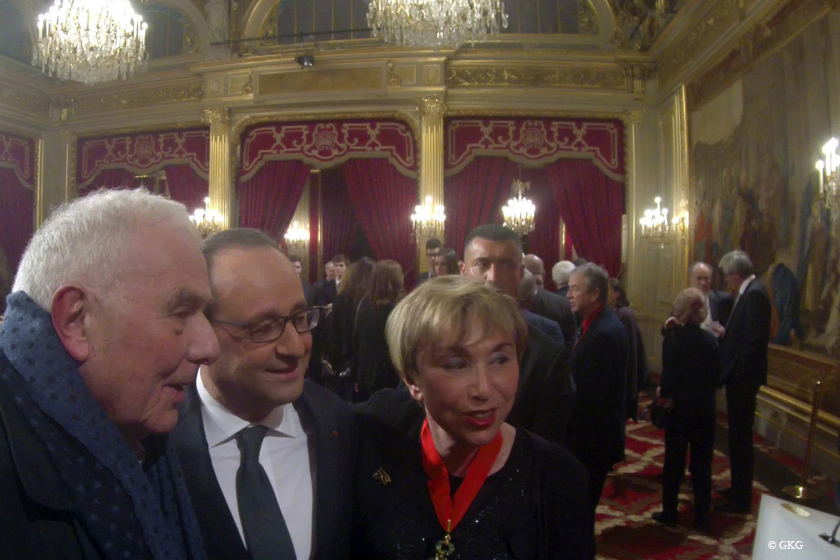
[0,189,219,560]
[552,260,576,298]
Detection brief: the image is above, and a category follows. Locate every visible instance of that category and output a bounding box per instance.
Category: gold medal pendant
[431,531,454,559]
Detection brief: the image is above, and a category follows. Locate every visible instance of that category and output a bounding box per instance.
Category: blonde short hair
[385,275,528,384]
[673,287,708,325]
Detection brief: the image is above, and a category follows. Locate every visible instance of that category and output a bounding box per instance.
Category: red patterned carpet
[593,410,837,560]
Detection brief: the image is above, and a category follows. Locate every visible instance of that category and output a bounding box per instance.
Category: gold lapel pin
[373,467,391,486]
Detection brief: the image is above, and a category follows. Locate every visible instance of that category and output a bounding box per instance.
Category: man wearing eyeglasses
[172,228,356,560]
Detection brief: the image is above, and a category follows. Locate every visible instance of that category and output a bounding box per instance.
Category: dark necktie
[235,425,297,560]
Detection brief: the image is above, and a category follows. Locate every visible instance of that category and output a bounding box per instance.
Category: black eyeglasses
[211,307,324,343]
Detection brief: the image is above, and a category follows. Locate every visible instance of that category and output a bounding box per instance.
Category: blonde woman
[352,275,593,559]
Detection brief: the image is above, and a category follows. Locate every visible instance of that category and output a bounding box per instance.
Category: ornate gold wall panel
[71,82,205,115]
[0,80,51,120]
[686,0,833,111]
[657,0,762,89]
[446,65,627,91]
[258,67,384,95]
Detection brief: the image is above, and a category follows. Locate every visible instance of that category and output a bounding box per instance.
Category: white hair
[13,188,196,310]
[552,260,575,286]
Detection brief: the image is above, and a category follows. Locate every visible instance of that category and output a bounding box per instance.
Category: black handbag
[641,398,671,429]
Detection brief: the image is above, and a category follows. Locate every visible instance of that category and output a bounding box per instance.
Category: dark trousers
[662,410,715,521]
[579,458,610,517]
[725,381,759,504]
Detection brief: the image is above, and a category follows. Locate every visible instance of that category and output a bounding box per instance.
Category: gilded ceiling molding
[446,108,628,120]
[0,81,51,120]
[71,82,205,115]
[445,66,627,91]
[657,0,762,89]
[686,0,833,111]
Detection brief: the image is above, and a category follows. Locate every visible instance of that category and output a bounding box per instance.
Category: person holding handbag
[653,287,720,532]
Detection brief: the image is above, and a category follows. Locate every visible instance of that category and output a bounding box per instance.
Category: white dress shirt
[197,371,314,560]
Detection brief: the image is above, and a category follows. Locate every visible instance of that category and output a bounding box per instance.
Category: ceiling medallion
[34,0,148,85]
[367,0,508,49]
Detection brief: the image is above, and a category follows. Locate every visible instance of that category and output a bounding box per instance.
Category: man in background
[715,250,771,514]
[526,254,576,349]
[172,229,356,560]
[689,261,734,336]
[289,254,311,303]
[313,259,337,306]
[518,269,564,346]
[567,263,629,517]
[460,224,574,445]
[553,260,575,297]
[417,238,442,285]
[0,189,219,559]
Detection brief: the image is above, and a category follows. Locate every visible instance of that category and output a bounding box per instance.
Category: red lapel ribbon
[420,418,503,533]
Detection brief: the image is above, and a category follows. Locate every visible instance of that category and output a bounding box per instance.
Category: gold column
[417,97,446,272]
[204,108,233,229]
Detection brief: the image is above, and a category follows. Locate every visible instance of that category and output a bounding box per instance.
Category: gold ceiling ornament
[502,179,535,237]
[367,0,508,49]
[639,196,686,247]
[33,0,148,85]
[189,197,223,239]
[284,221,310,252]
[411,195,446,244]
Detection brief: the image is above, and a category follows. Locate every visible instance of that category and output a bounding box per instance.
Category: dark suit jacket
[171,380,357,560]
[719,279,771,389]
[313,279,337,306]
[523,309,564,346]
[301,278,312,304]
[557,285,570,298]
[416,271,434,285]
[568,306,628,468]
[709,289,734,326]
[531,287,576,349]
[661,323,720,416]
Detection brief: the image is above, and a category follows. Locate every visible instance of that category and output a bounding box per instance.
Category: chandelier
[33,0,148,85]
[816,137,840,217]
[411,195,445,243]
[189,197,222,239]
[367,0,508,49]
[502,179,536,236]
[639,196,685,246]
[284,221,310,252]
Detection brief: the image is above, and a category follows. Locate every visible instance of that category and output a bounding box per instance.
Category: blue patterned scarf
[0,291,206,560]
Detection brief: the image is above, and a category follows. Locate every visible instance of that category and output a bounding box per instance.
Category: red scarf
[420,418,503,533]
[573,303,605,351]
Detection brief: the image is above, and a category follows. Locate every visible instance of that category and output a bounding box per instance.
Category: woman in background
[654,287,719,532]
[351,276,593,559]
[608,278,642,420]
[433,247,460,277]
[327,256,375,400]
[354,259,406,399]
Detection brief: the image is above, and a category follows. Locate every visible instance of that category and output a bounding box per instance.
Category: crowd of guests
[0,188,772,560]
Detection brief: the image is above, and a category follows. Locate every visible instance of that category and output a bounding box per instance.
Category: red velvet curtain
[165,164,208,212]
[444,157,519,257]
[79,168,137,196]
[546,159,624,276]
[342,158,417,287]
[320,167,360,262]
[0,168,34,312]
[239,159,310,240]
[520,168,561,277]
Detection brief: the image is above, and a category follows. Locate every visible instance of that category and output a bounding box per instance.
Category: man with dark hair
[288,254,311,303]
[332,254,349,288]
[417,238,442,285]
[459,223,574,445]
[172,229,357,560]
[714,250,771,514]
[525,254,576,349]
[567,262,629,517]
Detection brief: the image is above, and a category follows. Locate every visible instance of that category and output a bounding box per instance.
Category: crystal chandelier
[189,197,222,239]
[411,195,446,243]
[33,0,148,85]
[367,0,509,49]
[639,196,685,246]
[816,137,840,217]
[284,221,310,252]
[502,179,536,236]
